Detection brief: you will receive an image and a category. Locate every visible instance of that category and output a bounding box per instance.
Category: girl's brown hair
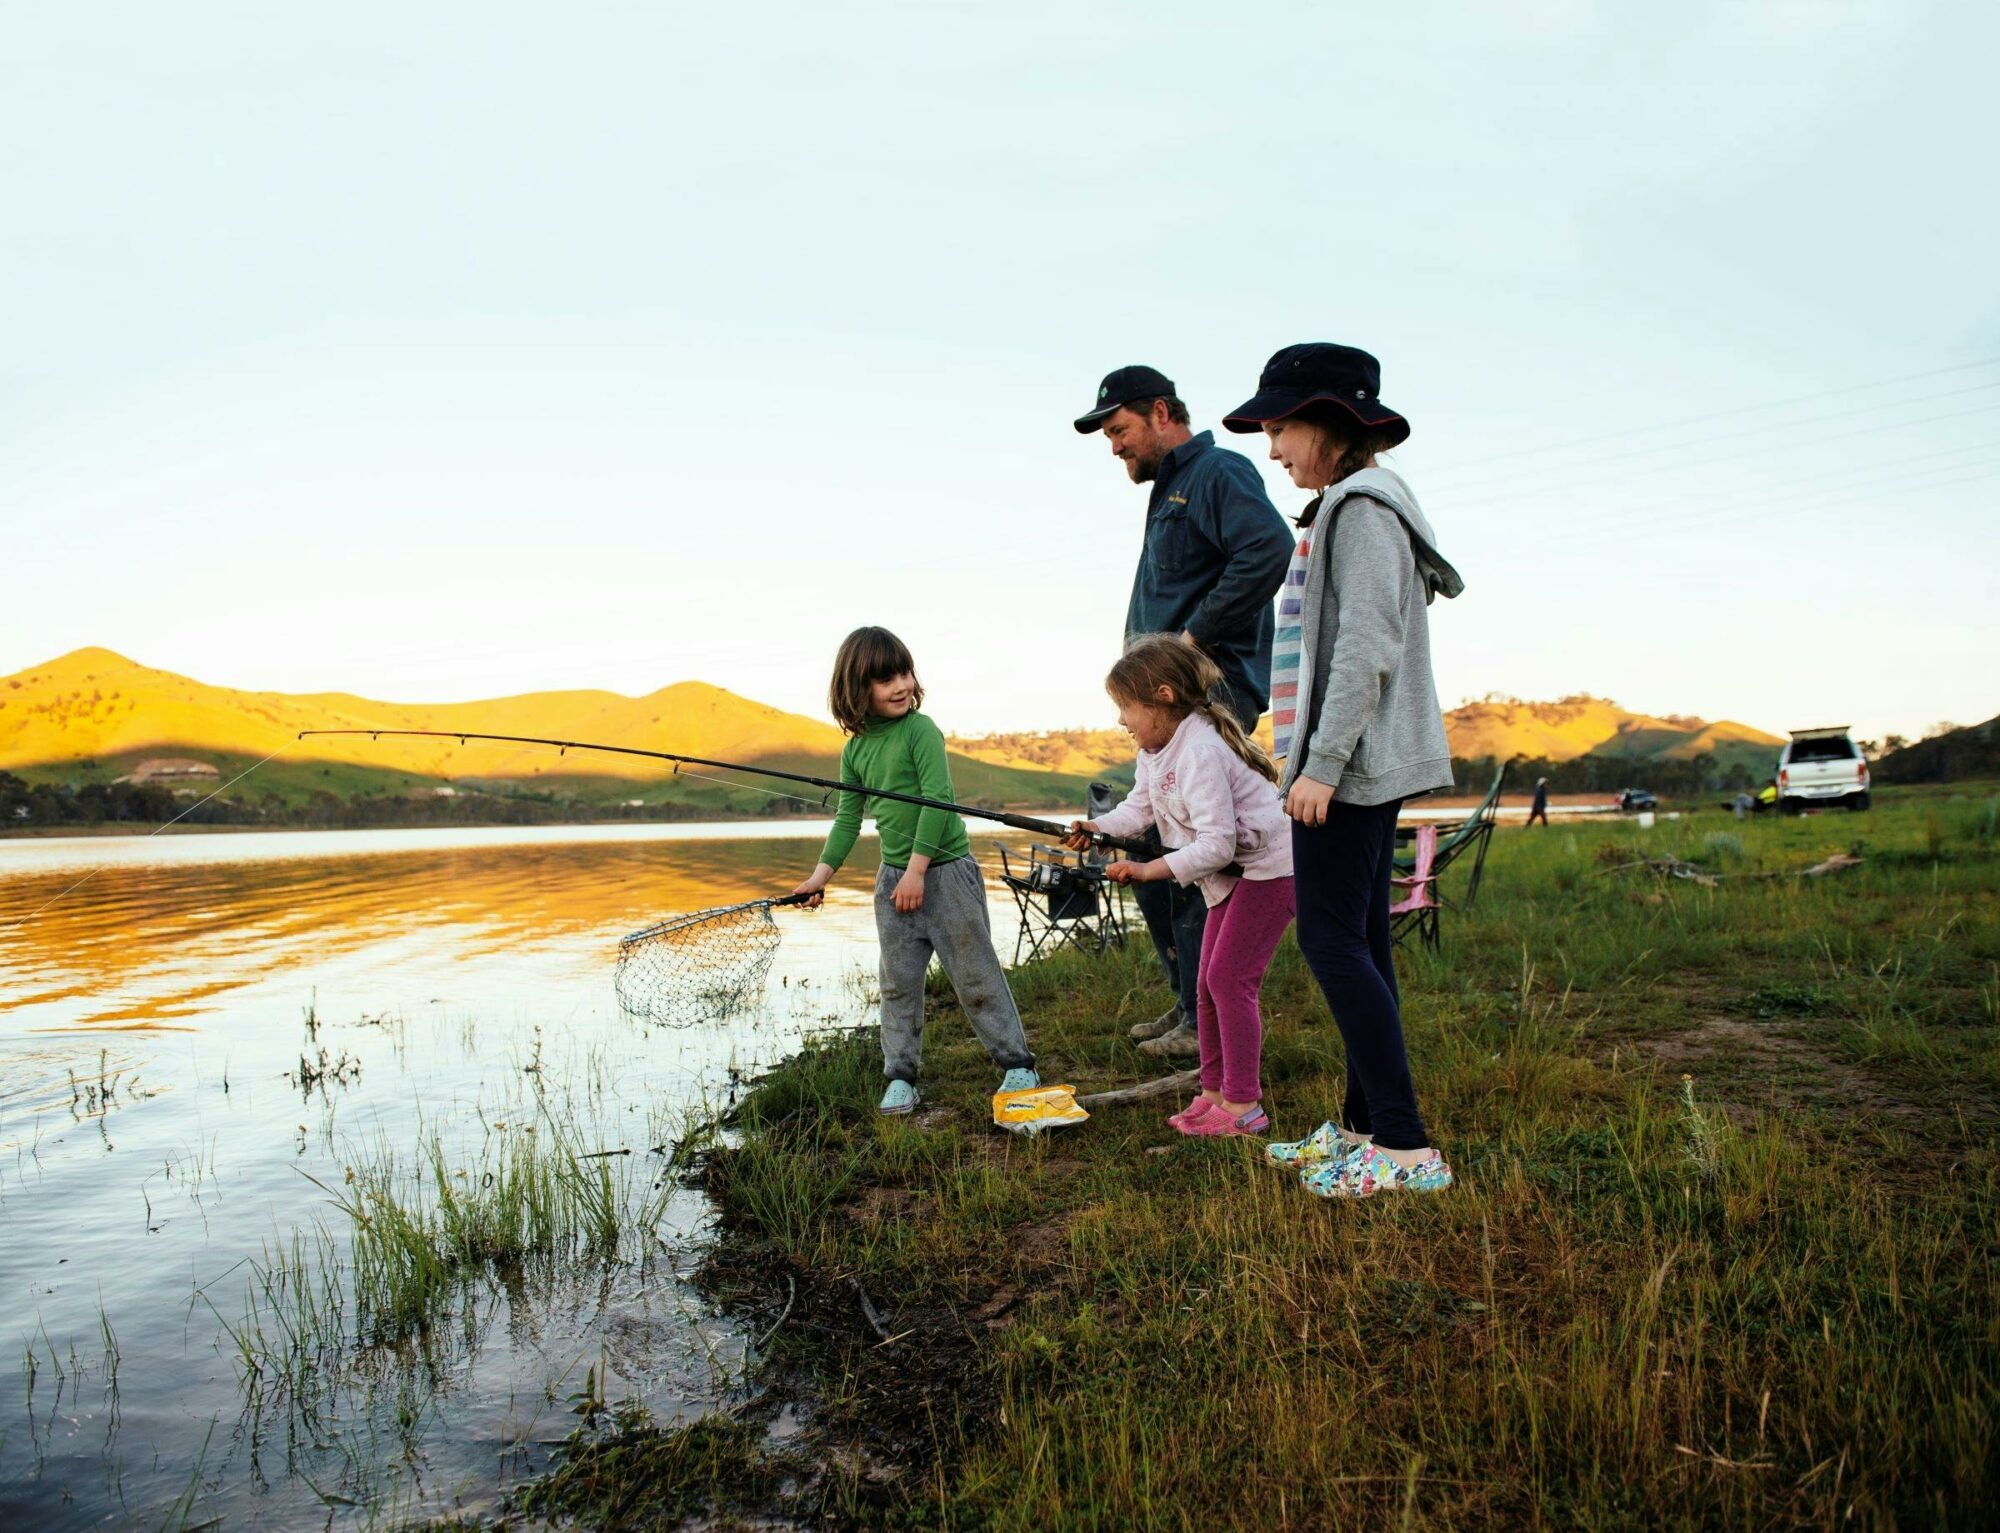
[828,626,924,735]
[1287,406,1399,528]
[1106,635,1278,784]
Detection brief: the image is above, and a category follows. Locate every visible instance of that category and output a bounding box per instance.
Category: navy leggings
[1291,799,1429,1151]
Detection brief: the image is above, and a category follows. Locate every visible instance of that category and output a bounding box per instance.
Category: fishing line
[1,742,298,930]
[663,763,828,810]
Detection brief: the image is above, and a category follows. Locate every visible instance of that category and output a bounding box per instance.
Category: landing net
[614,897,798,1026]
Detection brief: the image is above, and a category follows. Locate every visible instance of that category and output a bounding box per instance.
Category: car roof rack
[1788,725,1851,739]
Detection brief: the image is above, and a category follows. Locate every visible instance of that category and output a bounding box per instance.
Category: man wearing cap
[1076,365,1293,1059]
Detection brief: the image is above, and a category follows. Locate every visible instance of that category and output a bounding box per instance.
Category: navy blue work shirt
[1125,431,1294,726]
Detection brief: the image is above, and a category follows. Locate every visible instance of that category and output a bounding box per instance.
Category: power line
[1421,354,2000,478]
[1448,399,2000,513]
[1503,439,2000,533]
[1574,462,2000,552]
[1424,380,2000,489]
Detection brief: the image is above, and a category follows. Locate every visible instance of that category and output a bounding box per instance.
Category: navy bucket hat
[1221,343,1410,447]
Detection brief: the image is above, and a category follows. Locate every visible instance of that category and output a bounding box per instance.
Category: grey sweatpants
[874,855,1034,1083]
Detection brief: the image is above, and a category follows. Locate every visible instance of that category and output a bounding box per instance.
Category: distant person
[1075,365,1292,1060]
[1222,343,1462,1199]
[1527,777,1550,826]
[1066,637,1295,1137]
[790,627,1038,1114]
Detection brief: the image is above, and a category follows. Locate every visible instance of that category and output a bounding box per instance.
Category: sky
[3,1,1996,743]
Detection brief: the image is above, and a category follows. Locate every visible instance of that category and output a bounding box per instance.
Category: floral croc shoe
[1301,1143,1454,1199]
[1266,1121,1367,1175]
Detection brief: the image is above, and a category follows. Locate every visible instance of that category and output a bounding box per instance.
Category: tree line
[1449,752,1770,800]
[0,773,825,831]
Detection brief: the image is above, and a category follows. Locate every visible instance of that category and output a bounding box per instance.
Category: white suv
[1777,726,1871,813]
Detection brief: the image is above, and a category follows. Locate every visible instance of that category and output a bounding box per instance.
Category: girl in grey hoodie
[1222,343,1462,1199]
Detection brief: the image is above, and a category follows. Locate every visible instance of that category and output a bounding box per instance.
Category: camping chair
[1390,825,1441,949]
[1391,764,1503,947]
[998,781,1130,965]
[997,843,1128,965]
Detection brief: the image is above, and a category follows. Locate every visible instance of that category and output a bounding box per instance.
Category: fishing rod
[294,729,1157,857]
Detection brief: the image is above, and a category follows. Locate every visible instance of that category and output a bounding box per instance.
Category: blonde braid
[1194,693,1279,784]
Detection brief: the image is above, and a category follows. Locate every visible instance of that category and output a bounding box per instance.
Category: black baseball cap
[1221,343,1410,446]
[1073,364,1178,433]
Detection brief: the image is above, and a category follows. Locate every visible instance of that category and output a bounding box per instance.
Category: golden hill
[1444,695,1782,765]
[0,648,1095,811]
[0,647,844,783]
[951,697,1780,776]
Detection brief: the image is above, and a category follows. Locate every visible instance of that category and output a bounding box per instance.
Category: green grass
[687,784,2000,1530]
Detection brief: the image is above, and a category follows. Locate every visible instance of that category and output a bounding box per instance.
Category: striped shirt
[1270,525,1313,764]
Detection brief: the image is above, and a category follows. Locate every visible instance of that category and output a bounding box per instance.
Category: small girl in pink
[1068,636,1296,1136]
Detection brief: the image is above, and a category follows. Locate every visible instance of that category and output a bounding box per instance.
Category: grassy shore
[533,786,1999,1531]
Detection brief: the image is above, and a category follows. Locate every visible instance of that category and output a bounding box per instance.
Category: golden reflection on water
[0,828,885,1030]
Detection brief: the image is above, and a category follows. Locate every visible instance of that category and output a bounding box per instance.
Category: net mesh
[615,898,789,1026]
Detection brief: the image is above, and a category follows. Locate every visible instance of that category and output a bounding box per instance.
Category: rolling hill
[2,650,1792,823]
[1875,716,2000,785]
[950,696,1785,779]
[0,648,1097,815]
[1443,695,1784,775]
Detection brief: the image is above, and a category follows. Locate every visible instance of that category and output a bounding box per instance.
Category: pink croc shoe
[1167,1097,1215,1129]
[1178,1104,1269,1138]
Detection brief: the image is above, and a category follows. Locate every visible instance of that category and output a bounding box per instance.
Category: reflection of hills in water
[0,827,887,1030]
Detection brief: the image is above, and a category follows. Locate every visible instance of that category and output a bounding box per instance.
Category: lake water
[0,820,1059,1530]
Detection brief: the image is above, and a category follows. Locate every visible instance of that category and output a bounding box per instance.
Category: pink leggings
[1195,874,1296,1103]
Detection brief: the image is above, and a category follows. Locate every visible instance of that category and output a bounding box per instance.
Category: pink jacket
[1094,713,1294,907]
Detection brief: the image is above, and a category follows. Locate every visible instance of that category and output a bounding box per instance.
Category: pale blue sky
[4,2,1995,742]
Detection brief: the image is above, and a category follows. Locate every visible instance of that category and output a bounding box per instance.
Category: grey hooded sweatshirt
[1279,465,1464,806]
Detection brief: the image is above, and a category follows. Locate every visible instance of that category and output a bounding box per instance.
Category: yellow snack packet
[992,1083,1090,1136]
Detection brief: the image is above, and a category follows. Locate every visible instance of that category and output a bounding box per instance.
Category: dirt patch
[853,1186,920,1225]
[1638,1015,1819,1068]
[1009,1213,1075,1269]
[1621,1014,1941,1124]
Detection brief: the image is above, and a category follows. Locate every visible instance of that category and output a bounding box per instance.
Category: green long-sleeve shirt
[817,709,971,872]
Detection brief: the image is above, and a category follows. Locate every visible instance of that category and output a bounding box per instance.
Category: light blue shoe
[998,1067,1040,1094]
[878,1079,919,1115]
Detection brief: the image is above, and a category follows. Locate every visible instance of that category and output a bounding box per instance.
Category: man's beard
[1128,452,1162,484]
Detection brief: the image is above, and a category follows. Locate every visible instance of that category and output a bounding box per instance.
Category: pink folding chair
[1390,824,1440,949]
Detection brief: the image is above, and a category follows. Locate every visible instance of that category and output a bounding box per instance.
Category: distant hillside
[948,728,1140,778]
[0,648,1096,818]
[1876,716,2000,785]
[952,695,1783,779]
[1444,695,1783,775]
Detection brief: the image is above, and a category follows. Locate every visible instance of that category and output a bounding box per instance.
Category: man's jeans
[1132,869,1207,1026]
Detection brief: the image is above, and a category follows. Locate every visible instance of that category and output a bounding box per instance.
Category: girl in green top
[791,627,1038,1115]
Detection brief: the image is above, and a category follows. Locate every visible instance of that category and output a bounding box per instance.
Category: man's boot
[1137,1018,1200,1059]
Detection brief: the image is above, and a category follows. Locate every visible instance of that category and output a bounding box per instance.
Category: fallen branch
[850,1277,893,1342]
[1597,851,1865,888]
[1075,1067,1200,1109]
[1595,857,1718,886]
[754,1272,797,1352]
[579,1147,630,1160]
